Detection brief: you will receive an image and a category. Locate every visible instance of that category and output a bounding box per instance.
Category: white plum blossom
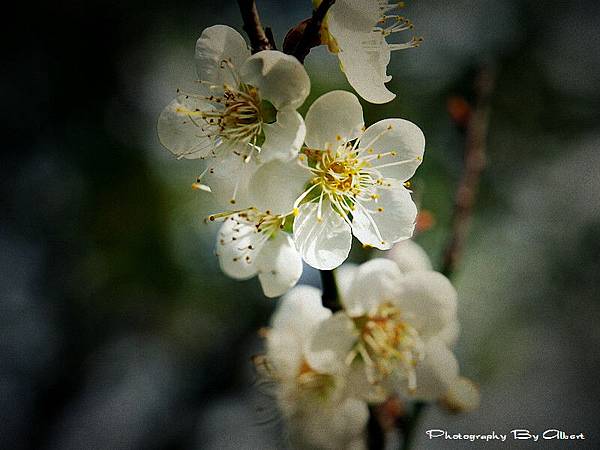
[293,90,424,270]
[215,210,302,298]
[308,258,460,402]
[265,286,369,449]
[158,25,310,206]
[387,239,460,347]
[321,0,422,103]
[212,159,310,298]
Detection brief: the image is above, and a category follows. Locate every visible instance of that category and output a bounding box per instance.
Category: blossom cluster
[264,240,479,448]
[158,2,477,448]
[159,20,424,297]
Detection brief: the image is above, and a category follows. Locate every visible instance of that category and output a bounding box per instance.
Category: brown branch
[283,0,336,63]
[440,66,495,278]
[237,0,274,53]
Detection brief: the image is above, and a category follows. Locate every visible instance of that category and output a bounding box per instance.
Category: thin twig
[367,405,386,450]
[398,402,425,450]
[320,269,341,312]
[287,0,336,63]
[440,67,495,277]
[237,0,274,53]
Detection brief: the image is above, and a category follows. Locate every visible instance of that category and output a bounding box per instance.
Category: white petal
[216,216,262,280]
[202,150,259,210]
[259,110,306,162]
[386,239,432,273]
[438,320,460,348]
[395,271,458,337]
[360,118,425,181]
[268,285,331,379]
[342,258,402,316]
[256,233,303,298]
[328,0,381,33]
[351,182,417,249]
[157,95,216,159]
[442,377,480,413]
[272,285,330,335]
[247,159,311,215]
[288,398,368,450]
[336,39,395,104]
[266,330,303,381]
[334,263,358,302]
[195,25,250,85]
[240,50,310,110]
[304,90,364,149]
[306,312,358,375]
[411,338,459,401]
[327,1,396,104]
[293,201,352,270]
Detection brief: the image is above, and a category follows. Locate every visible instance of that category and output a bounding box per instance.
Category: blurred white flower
[387,239,460,347]
[308,258,459,402]
[158,25,310,205]
[440,376,480,413]
[293,90,424,270]
[322,0,422,103]
[266,286,368,449]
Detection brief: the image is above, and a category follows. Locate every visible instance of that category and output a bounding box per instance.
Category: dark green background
[3,0,599,448]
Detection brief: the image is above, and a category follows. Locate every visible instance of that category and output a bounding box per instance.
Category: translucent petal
[327,1,395,104]
[195,25,250,86]
[342,258,402,316]
[394,271,458,337]
[216,216,262,280]
[240,50,310,110]
[293,201,352,270]
[247,159,312,215]
[328,0,381,34]
[336,39,395,104]
[351,181,417,249]
[157,95,216,159]
[360,118,425,181]
[202,150,259,210]
[306,312,358,375]
[259,110,306,163]
[256,233,303,298]
[304,91,364,149]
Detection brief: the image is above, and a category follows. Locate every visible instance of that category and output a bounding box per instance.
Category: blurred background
[3,0,600,448]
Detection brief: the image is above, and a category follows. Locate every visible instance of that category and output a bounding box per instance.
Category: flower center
[202,82,263,145]
[320,151,363,195]
[295,142,378,222]
[348,303,423,391]
[211,208,287,265]
[296,359,336,399]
